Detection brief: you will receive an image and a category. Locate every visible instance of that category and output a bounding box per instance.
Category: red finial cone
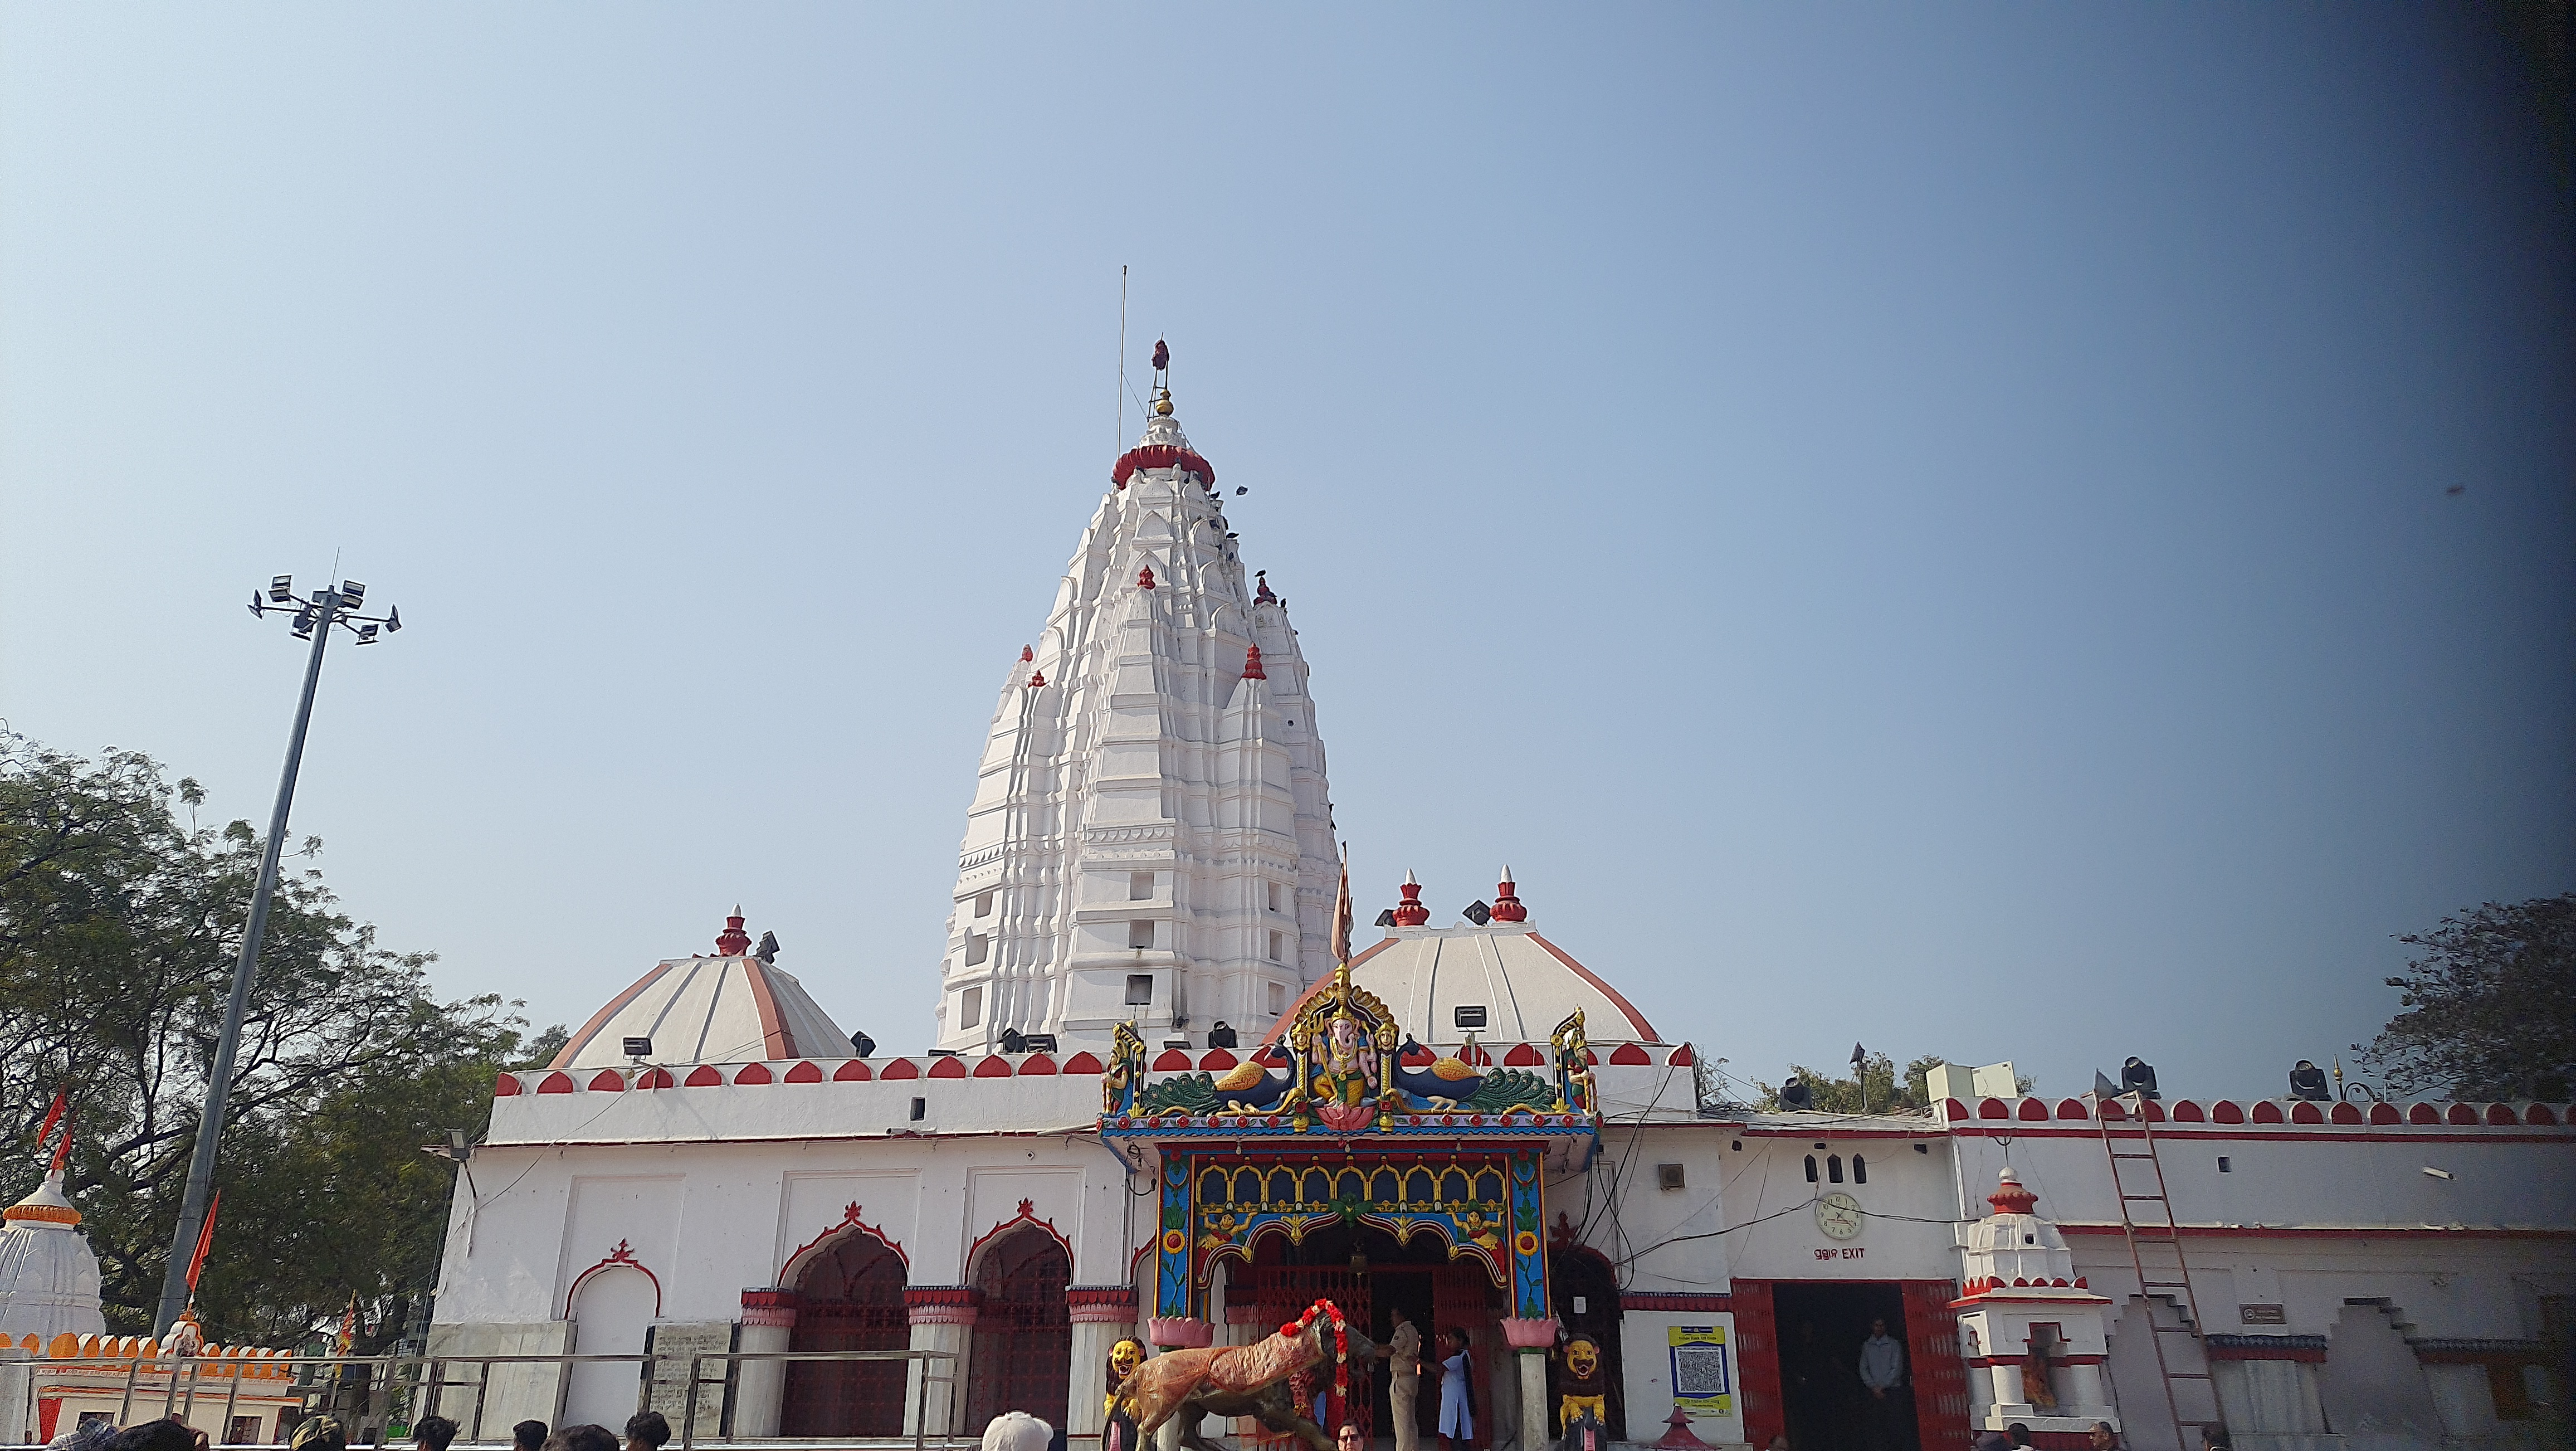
[1654,1409,1711,1449]
[1392,871,1430,928]
[1027,670,1046,688]
[1020,645,1032,662]
[1490,866,1526,923]
[1139,566,1156,590]
[1243,645,1266,680]
[1988,1167,2039,1216]
[716,908,751,957]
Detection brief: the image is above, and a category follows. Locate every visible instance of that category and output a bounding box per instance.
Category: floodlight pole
[154,586,352,1335]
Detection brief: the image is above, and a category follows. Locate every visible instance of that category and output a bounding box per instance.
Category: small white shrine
[1952,1168,2120,1438]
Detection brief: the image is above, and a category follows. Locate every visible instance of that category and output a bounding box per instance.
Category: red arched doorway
[965,1226,1074,1430]
[783,1233,909,1437]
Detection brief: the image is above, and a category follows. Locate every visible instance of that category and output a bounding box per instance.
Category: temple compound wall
[430,1015,2575,1451]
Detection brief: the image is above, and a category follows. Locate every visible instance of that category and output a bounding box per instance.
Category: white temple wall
[1712,1128,1962,1284]
[1947,1118,2576,1239]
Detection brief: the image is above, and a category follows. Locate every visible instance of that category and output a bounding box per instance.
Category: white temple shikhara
[934,359,1340,1054]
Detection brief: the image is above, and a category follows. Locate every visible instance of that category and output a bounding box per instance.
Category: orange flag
[1329,846,1353,966]
[186,1190,221,1293]
[34,1089,65,1154]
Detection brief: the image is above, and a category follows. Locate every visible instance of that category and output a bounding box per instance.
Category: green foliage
[0,735,562,1345]
[2357,893,2575,1100]
[1753,1052,2033,1113]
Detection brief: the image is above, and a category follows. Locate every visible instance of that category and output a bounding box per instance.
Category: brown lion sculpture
[1112,1311,1383,1451]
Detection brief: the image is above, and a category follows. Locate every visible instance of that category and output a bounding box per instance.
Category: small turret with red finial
[1392,871,1430,927]
[715,908,751,957]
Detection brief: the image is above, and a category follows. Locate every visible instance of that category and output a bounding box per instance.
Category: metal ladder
[2096,1094,2218,1451]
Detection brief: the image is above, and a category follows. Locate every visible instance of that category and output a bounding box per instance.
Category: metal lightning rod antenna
[1117,265,1129,458]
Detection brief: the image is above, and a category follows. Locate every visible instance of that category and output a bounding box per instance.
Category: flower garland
[1279,1298,1351,1430]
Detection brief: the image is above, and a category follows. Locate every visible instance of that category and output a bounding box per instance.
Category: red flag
[186,1190,221,1292]
[47,1111,73,1174]
[334,1295,359,1355]
[34,1089,65,1154]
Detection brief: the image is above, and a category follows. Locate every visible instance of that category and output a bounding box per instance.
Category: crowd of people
[39,1404,686,1451]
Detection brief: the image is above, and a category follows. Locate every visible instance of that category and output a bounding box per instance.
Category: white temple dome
[554,910,852,1072]
[1266,874,1662,1046]
[0,1169,106,1345]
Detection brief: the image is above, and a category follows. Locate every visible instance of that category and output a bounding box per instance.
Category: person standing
[1387,1307,1423,1451]
[1857,1317,1907,1450]
[1437,1330,1474,1451]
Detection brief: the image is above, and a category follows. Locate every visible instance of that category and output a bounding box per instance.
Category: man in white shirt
[1858,1317,1907,1450]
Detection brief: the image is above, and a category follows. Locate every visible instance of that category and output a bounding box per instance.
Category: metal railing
[21,1348,960,1451]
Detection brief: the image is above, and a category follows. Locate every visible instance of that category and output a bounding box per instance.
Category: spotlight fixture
[1235,486,1247,495]
[850,1030,876,1057]
[2120,1056,2161,1100]
[1462,900,1491,925]
[1020,1033,1058,1053]
[247,591,266,618]
[269,575,294,603]
[623,1036,654,1058]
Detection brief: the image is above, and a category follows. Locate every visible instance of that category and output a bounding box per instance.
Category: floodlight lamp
[340,581,365,607]
[291,608,317,639]
[622,1035,653,1058]
[1462,900,1491,925]
[384,606,401,633]
[356,624,379,644]
[269,575,294,603]
[248,592,265,618]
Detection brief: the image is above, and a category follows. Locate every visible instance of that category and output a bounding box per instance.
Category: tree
[1749,1053,2035,1113]
[0,733,563,1343]
[2357,893,2575,1101]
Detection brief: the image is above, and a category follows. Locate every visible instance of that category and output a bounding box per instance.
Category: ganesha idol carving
[1298,986,1388,1131]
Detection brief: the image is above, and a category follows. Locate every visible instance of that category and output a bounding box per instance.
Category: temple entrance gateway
[1242,1224,1500,1448]
[782,1233,908,1437]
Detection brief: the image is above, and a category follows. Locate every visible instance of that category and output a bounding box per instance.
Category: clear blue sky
[3,6,2568,1103]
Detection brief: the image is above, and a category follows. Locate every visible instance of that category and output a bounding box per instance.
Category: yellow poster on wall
[1667,1325,1731,1416]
